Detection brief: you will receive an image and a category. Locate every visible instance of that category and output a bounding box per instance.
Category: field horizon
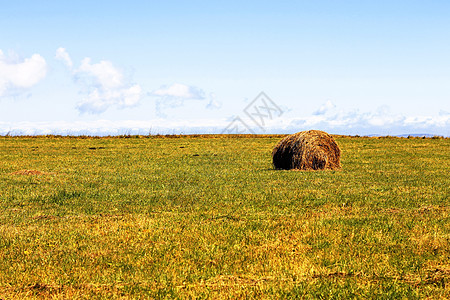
[1,133,448,138]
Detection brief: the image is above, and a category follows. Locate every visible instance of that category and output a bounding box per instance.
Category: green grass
[0,135,449,299]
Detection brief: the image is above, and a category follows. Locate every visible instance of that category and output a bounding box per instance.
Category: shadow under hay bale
[272,130,341,170]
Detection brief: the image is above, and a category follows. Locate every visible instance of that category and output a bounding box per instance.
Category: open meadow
[0,135,449,299]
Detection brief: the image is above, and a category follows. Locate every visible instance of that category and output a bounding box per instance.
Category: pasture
[0,135,449,299]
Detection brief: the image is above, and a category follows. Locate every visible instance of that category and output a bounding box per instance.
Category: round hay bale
[272,130,341,170]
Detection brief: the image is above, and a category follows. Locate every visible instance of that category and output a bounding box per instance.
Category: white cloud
[151,83,204,117]
[0,50,47,97]
[206,93,222,110]
[56,48,143,114]
[152,83,205,99]
[55,47,73,68]
[313,100,336,115]
[150,83,222,117]
[439,110,449,116]
[77,58,124,89]
[76,84,142,114]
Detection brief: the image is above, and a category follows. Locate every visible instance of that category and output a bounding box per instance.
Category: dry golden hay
[272,130,341,170]
[10,170,55,175]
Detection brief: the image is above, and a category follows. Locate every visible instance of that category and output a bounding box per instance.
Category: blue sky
[1,0,449,135]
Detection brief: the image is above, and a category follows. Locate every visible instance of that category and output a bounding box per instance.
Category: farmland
[0,135,449,299]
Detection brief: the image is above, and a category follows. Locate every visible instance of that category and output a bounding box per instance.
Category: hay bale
[272,130,341,170]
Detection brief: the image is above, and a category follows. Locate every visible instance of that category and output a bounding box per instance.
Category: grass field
[0,135,449,299]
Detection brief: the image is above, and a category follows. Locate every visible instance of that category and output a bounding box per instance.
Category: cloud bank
[55,48,143,114]
[1,104,448,137]
[278,105,450,136]
[0,50,47,97]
